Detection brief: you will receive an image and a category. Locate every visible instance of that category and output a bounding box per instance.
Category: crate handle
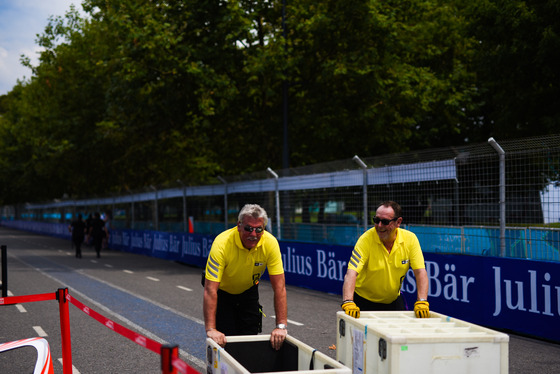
[378,338,387,360]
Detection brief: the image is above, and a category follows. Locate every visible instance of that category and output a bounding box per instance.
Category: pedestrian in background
[68,213,86,258]
[85,213,93,245]
[87,212,108,258]
[103,209,113,249]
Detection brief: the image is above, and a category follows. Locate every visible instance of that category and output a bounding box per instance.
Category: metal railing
[2,135,560,261]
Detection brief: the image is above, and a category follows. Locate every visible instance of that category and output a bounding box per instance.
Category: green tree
[282,0,478,165]
[81,0,226,187]
[465,0,560,141]
[5,0,554,206]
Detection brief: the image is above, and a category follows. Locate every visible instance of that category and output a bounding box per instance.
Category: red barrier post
[161,345,179,374]
[57,288,73,374]
[1,245,7,297]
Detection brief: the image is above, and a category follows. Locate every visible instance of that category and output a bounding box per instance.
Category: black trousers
[353,292,406,311]
[73,236,84,257]
[92,236,103,257]
[216,285,262,336]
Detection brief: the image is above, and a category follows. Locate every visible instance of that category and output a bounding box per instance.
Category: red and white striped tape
[67,294,163,354]
[1,290,199,374]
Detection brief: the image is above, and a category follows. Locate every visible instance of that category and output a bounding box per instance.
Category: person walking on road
[87,212,108,258]
[341,201,430,319]
[85,213,93,245]
[102,210,112,249]
[68,214,86,258]
[203,204,288,350]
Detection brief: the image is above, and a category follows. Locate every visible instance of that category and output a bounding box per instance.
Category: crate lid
[338,311,509,344]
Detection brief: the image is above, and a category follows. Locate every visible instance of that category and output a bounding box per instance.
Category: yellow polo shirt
[205,227,284,294]
[348,227,425,303]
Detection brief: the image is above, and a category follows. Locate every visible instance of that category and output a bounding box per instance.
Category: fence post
[161,344,179,374]
[1,245,7,297]
[267,168,282,239]
[131,194,135,230]
[217,176,228,231]
[57,288,73,374]
[353,155,368,233]
[488,137,506,257]
[177,180,188,233]
[150,185,159,231]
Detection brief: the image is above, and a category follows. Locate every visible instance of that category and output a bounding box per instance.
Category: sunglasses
[373,217,398,225]
[243,225,264,233]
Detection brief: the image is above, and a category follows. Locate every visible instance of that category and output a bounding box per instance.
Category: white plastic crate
[336,311,508,374]
[207,334,351,374]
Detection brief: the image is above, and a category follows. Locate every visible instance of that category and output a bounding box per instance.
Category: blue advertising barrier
[417,253,560,343]
[2,221,559,342]
[109,229,210,268]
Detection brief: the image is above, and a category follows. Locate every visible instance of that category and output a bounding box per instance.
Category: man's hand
[270,327,287,350]
[414,300,430,318]
[341,301,360,318]
[206,328,226,347]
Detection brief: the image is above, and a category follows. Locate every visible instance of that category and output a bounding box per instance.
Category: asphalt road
[1,227,559,373]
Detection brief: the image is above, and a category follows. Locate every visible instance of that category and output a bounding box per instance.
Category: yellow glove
[414,300,430,318]
[341,301,360,318]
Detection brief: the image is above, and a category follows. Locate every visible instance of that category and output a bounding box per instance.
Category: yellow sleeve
[408,232,425,270]
[348,230,371,272]
[205,242,225,282]
[265,234,284,275]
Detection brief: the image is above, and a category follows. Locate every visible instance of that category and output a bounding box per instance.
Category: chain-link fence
[3,135,560,261]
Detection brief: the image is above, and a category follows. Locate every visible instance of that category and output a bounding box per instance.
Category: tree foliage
[0,0,558,204]
[464,0,560,141]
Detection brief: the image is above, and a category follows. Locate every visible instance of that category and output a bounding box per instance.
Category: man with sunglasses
[203,204,288,350]
[341,201,430,318]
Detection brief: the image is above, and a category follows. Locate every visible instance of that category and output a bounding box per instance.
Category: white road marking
[90,260,98,264]
[176,285,193,292]
[146,276,160,282]
[287,319,304,326]
[7,291,27,312]
[123,270,134,274]
[33,325,48,337]
[271,315,304,326]
[58,358,81,373]
[104,264,113,268]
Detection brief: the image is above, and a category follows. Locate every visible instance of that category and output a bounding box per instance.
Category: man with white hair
[203,204,288,350]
